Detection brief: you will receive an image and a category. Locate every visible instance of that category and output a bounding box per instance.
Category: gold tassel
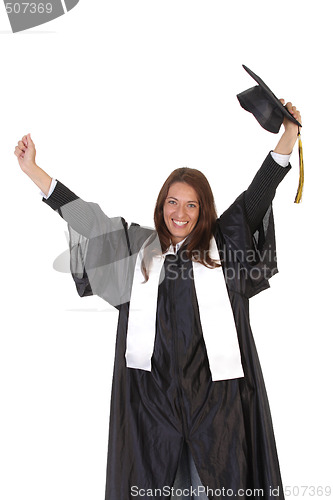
[294,130,304,203]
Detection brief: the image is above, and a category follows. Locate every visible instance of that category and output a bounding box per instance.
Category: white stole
[125,236,244,381]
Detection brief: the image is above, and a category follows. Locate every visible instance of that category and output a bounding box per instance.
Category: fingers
[14,133,35,160]
[26,133,34,146]
[286,102,302,125]
[280,99,302,125]
[14,145,25,159]
[285,102,296,113]
[15,140,26,154]
[18,139,26,151]
[15,139,27,159]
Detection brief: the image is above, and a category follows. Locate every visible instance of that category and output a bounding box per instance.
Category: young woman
[15,100,301,500]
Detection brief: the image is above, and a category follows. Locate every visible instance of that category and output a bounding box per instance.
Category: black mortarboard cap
[237,64,302,133]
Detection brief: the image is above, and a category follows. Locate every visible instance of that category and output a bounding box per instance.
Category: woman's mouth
[172,219,189,227]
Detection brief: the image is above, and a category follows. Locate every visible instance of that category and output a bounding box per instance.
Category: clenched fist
[14,133,37,173]
[14,134,52,195]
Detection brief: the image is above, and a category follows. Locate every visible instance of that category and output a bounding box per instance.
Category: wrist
[22,161,38,175]
[283,126,299,140]
[273,129,298,155]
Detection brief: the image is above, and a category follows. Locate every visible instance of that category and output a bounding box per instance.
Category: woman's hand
[14,133,52,195]
[273,100,302,155]
[14,133,37,173]
[281,99,302,135]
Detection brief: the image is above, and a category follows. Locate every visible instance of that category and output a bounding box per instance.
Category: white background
[1,1,332,499]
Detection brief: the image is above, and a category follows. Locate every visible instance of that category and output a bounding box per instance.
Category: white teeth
[173,220,188,226]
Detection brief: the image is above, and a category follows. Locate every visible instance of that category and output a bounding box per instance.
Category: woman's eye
[168,200,176,205]
[188,204,197,208]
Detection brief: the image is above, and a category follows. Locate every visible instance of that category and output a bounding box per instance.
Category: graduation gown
[42,153,291,500]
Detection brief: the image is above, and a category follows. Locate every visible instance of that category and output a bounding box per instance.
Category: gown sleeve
[42,181,154,308]
[216,152,291,298]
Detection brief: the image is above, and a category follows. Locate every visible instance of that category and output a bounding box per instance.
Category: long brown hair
[142,167,221,281]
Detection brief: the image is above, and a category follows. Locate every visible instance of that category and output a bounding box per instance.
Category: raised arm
[14,133,154,306]
[244,100,301,232]
[14,134,115,239]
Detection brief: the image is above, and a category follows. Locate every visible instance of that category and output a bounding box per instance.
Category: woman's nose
[175,204,186,219]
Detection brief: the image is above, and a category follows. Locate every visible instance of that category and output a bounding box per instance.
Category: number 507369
[5,3,53,14]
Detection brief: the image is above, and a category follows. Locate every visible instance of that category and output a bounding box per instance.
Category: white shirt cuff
[270,151,291,168]
[40,178,57,199]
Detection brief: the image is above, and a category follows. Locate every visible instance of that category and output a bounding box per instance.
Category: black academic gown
[43,153,291,500]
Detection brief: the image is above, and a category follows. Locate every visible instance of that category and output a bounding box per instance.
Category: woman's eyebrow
[166,196,198,203]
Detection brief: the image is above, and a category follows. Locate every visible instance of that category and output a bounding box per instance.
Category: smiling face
[163,182,200,245]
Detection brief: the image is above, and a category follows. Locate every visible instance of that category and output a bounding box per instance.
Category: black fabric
[237,86,284,134]
[105,218,284,499]
[42,179,78,210]
[42,153,291,500]
[244,153,291,232]
[237,65,302,133]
